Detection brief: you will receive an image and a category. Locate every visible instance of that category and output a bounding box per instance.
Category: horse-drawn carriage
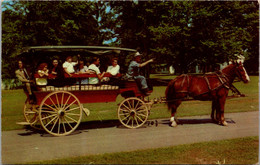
[18,46,152,136]
[17,46,250,136]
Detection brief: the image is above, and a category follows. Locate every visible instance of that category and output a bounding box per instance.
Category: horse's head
[232,60,250,83]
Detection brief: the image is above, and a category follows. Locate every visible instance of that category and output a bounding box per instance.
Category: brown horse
[165,61,250,127]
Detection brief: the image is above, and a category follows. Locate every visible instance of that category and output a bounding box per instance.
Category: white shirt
[88,64,100,84]
[106,65,120,76]
[63,61,77,73]
[77,66,89,73]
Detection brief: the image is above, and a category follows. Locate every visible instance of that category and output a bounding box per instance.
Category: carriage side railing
[34,72,121,92]
[39,84,119,92]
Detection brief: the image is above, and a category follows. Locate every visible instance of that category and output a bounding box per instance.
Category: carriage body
[19,46,152,136]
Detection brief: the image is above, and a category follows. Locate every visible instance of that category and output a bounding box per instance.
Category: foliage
[2,1,115,78]
[110,1,259,73]
[2,1,259,79]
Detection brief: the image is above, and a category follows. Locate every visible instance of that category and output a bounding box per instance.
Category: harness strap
[203,76,211,91]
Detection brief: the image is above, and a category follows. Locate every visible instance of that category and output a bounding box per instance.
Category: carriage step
[16,122,31,125]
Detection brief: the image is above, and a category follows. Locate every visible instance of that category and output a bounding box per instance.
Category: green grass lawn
[1,76,258,131]
[29,136,259,164]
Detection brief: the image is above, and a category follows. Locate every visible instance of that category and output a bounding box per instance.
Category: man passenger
[15,60,35,103]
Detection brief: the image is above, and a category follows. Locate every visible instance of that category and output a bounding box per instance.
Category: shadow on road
[160,118,235,126]
[17,118,236,137]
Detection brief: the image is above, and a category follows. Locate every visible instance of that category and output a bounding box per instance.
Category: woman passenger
[36,63,49,86]
[48,59,65,87]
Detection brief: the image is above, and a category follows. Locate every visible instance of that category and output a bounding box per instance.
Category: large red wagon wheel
[23,99,42,130]
[117,97,149,128]
[39,91,82,136]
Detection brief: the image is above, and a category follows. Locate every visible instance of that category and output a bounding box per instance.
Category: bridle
[234,63,246,82]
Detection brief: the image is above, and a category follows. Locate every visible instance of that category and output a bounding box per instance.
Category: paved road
[2,111,259,164]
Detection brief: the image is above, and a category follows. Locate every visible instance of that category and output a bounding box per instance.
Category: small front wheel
[117,97,149,128]
[23,99,42,130]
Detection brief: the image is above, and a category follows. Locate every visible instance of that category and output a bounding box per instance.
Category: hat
[134,52,141,57]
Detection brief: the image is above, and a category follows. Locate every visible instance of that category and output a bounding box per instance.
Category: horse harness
[176,71,231,98]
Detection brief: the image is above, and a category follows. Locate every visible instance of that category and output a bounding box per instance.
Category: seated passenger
[36,63,49,86]
[102,58,120,82]
[62,56,78,77]
[76,60,94,84]
[88,57,105,84]
[48,59,65,87]
[15,60,35,103]
[126,52,154,95]
[106,58,120,76]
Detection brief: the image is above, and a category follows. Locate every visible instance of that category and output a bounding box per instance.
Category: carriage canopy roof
[19,46,137,57]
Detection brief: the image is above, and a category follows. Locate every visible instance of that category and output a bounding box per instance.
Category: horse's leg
[218,96,228,126]
[169,101,181,127]
[211,99,217,122]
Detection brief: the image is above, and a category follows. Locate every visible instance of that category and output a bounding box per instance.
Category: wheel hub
[130,110,136,117]
[58,109,65,117]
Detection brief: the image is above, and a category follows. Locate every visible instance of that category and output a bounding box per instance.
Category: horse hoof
[221,121,228,126]
[171,121,177,127]
[218,120,228,126]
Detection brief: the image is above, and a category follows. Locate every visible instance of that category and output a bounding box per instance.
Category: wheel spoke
[41,114,57,120]
[122,103,131,111]
[43,103,57,111]
[135,106,146,111]
[121,114,130,121]
[65,106,80,112]
[136,115,144,123]
[44,116,58,128]
[134,116,140,127]
[31,116,39,125]
[119,109,130,113]
[61,92,64,108]
[63,100,77,111]
[58,117,61,134]
[48,97,59,110]
[136,113,148,118]
[65,115,78,123]
[134,101,140,109]
[62,95,71,109]
[55,93,60,108]
[50,117,59,132]
[125,117,131,125]
[119,113,129,116]
[131,118,134,127]
[41,110,56,114]
[64,117,74,129]
[62,122,67,133]
[126,100,132,109]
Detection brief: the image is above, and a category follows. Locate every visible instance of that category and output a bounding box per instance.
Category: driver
[126,52,154,95]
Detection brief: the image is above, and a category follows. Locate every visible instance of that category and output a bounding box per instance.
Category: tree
[2,1,115,78]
